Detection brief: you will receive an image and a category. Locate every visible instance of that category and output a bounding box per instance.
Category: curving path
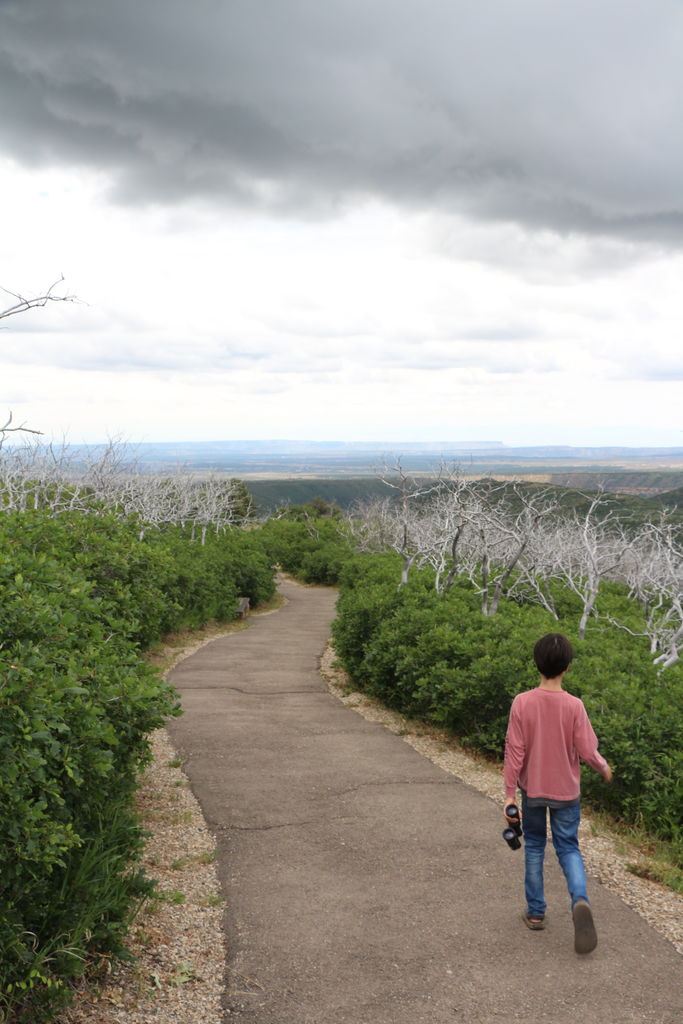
[167,578,682,1024]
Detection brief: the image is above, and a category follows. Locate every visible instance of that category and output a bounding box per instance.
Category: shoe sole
[573,900,597,954]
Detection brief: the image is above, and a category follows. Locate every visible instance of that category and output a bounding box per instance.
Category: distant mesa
[55,440,683,489]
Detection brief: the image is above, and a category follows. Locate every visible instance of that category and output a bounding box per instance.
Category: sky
[1,0,682,447]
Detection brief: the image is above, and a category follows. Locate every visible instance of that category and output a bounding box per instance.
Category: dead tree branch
[0,276,76,323]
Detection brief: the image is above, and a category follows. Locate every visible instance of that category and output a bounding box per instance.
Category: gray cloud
[2,0,683,244]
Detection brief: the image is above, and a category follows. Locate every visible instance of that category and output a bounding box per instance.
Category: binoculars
[502,803,522,850]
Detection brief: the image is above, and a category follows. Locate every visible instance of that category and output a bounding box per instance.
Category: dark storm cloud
[2,0,683,242]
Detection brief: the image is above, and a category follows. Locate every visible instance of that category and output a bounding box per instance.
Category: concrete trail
[167,579,682,1024]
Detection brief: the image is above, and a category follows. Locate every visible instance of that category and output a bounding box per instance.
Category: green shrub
[0,510,276,1020]
[258,517,354,584]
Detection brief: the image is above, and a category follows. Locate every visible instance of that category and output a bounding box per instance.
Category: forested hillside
[246,476,392,511]
[241,472,683,515]
[651,486,683,510]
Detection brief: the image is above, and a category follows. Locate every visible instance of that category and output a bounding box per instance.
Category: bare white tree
[615,514,683,667]
[418,467,475,594]
[375,460,444,587]
[552,492,635,639]
[349,493,435,586]
[505,516,565,618]
[449,482,561,616]
[348,461,444,587]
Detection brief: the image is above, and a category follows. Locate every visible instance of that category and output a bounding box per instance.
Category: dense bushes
[332,555,683,858]
[0,511,275,1022]
[258,513,353,585]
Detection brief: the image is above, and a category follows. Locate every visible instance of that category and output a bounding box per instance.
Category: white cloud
[0,148,681,446]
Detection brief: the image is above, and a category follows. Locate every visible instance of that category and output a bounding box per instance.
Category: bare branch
[0,276,77,323]
[0,411,44,452]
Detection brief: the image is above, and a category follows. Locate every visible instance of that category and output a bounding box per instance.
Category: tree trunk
[399,553,417,588]
[578,586,598,639]
[481,551,490,615]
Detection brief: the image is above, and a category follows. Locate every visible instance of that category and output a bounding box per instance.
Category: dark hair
[533,633,573,678]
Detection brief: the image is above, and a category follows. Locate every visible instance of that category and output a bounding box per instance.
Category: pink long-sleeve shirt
[504,687,609,803]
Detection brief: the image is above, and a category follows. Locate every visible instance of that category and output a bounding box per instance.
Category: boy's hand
[603,765,613,783]
[503,803,521,824]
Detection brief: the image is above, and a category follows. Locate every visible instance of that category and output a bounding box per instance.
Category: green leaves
[258,517,354,584]
[1,509,275,1020]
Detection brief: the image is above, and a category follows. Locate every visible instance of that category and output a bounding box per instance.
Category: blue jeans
[521,795,588,918]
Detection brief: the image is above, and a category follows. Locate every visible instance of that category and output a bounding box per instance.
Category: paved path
[167,579,682,1024]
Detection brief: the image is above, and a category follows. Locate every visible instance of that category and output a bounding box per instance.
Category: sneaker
[572,900,597,954]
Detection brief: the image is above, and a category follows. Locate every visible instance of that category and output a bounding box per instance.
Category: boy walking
[503,633,612,954]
